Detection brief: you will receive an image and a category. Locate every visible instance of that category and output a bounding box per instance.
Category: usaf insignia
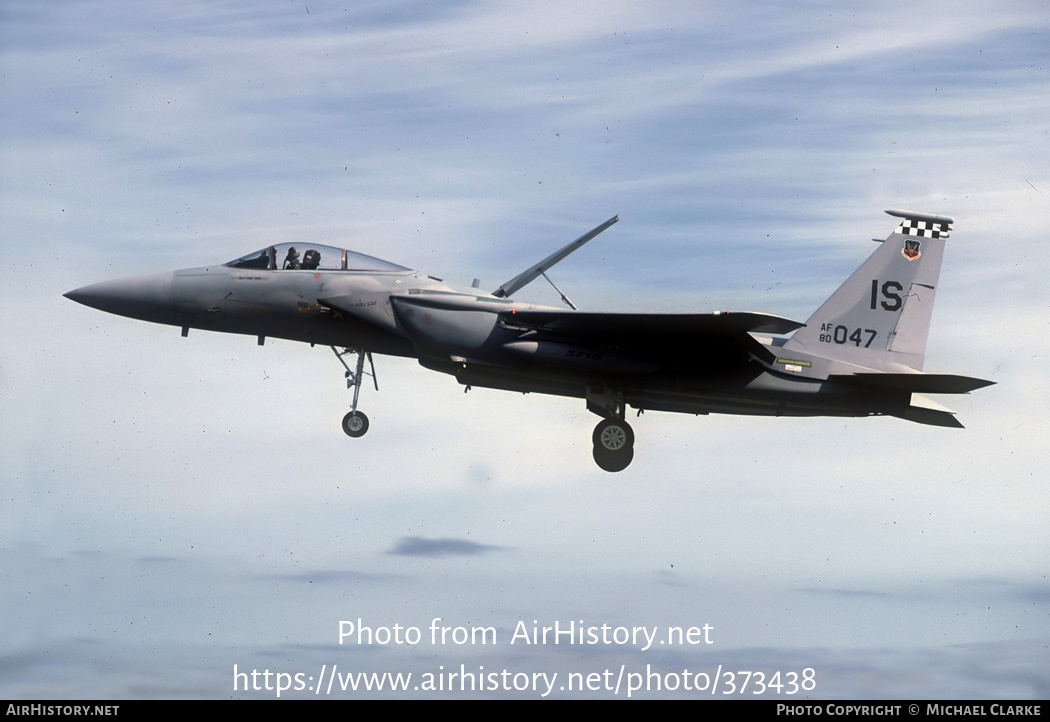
[901,239,921,261]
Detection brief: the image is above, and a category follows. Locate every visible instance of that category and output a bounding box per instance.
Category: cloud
[266,570,396,584]
[387,536,507,557]
[795,587,893,599]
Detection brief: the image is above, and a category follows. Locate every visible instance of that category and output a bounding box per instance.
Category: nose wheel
[592,418,635,472]
[342,410,369,438]
[332,346,377,438]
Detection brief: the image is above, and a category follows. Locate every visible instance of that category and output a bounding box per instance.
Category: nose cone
[64,271,176,324]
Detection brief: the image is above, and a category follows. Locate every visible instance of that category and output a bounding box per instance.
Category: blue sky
[2,0,1048,699]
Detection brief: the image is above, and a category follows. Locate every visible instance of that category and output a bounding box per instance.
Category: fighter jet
[65,209,993,471]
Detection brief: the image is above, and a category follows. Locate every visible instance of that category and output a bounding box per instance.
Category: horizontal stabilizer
[887,395,964,428]
[889,406,965,428]
[829,373,995,394]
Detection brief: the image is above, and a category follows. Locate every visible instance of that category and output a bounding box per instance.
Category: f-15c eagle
[65,209,993,471]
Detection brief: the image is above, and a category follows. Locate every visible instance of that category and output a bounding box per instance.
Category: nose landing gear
[332,346,377,438]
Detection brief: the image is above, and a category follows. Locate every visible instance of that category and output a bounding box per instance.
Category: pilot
[302,248,320,270]
[283,247,301,270]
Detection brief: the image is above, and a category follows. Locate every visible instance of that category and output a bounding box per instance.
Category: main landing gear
[592,417,634,472]
[332,346,377,438]
[587,386,635,472]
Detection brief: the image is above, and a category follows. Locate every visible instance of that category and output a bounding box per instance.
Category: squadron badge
[901,239,921,261]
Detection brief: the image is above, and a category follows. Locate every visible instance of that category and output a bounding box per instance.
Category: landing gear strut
[587,386,635,472]
[332,346,377,438]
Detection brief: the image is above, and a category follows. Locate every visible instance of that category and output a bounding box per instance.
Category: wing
[499,309,803,336]
[497,309,804,366]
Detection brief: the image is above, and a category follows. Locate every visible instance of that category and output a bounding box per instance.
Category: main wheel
[341,411,369,438]
[592,418,634,452]
[593,444,634,472]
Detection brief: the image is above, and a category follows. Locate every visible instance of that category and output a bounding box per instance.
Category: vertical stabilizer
[782,210,953,371]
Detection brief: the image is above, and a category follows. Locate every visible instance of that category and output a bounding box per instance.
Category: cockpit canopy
[225,242,410,272]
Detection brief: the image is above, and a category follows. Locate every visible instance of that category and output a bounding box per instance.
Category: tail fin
[782,209,953,371]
